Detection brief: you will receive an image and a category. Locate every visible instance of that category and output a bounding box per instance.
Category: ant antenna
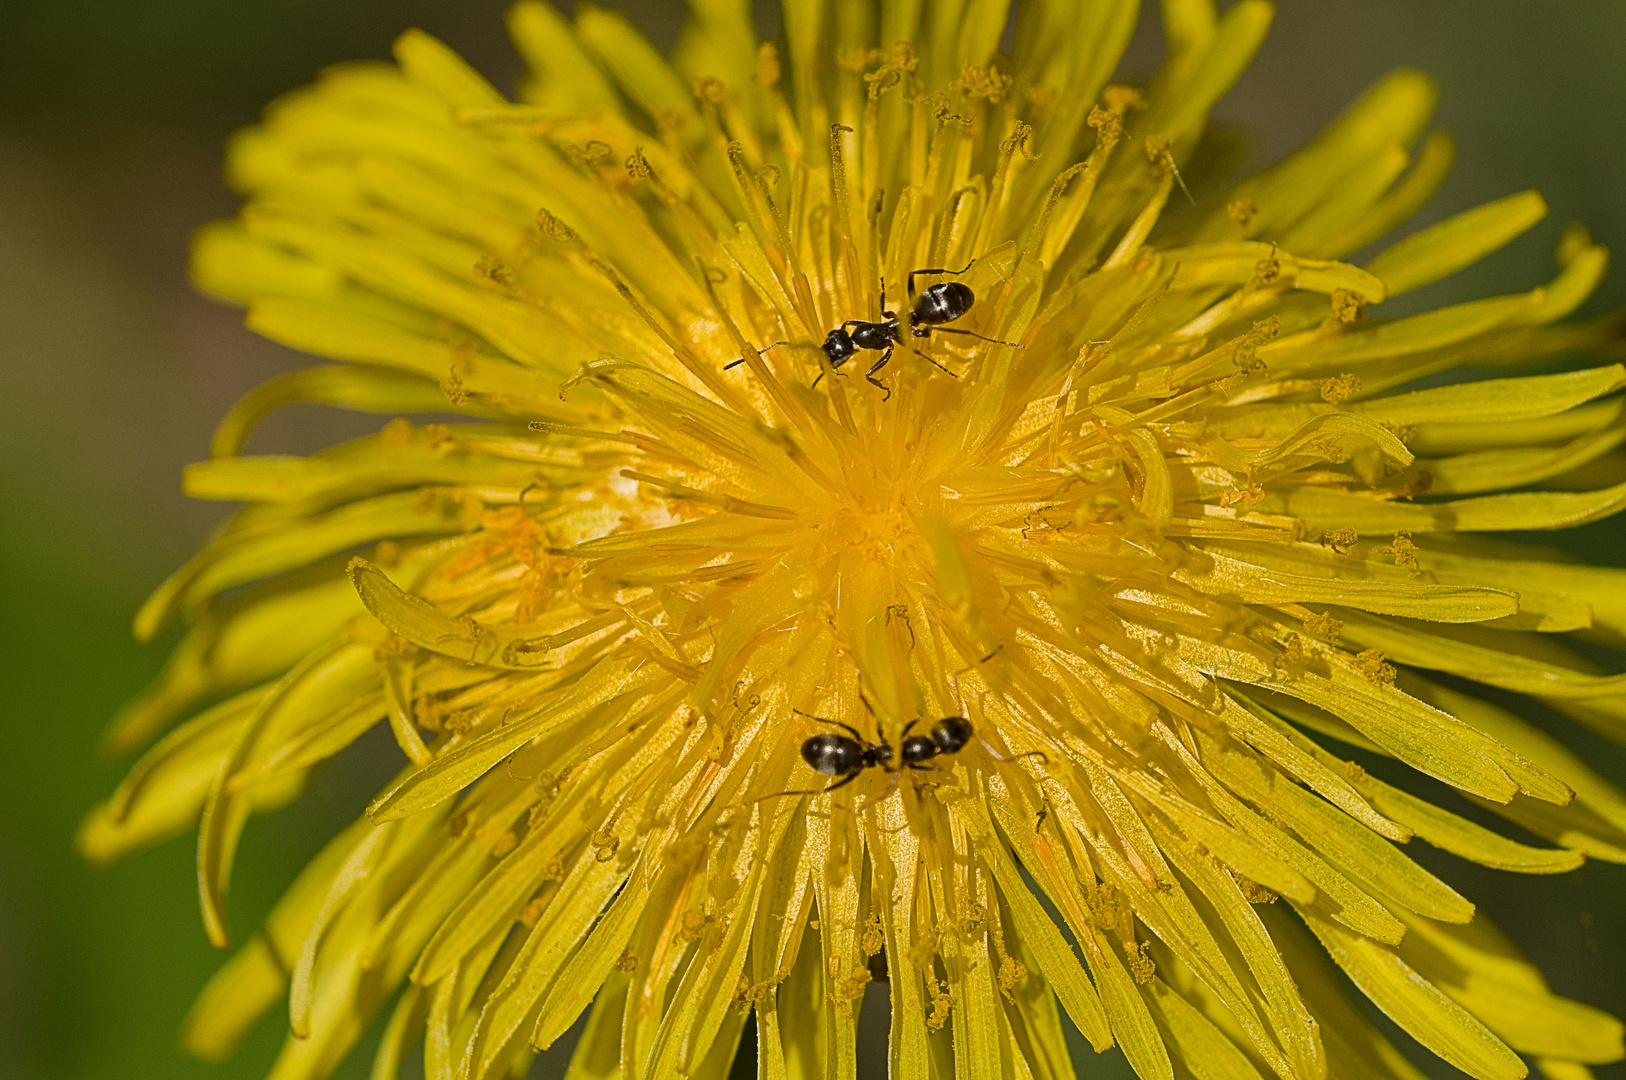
[725,341,789,370]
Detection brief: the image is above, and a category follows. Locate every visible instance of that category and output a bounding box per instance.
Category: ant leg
[899,717,920,739]
[744,769,864,805]
[791,707,867,743]
[858,769,902,812]
[819,771,864,795]
[855,684,880,718]
[909,331,961,378]
[928,326,1025,348]
[877,278,903,321]
[906,259,979,301]
[865,345,894,400]
[905,762,940,772]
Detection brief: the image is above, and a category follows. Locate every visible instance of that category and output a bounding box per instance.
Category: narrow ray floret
[81,2,1626,1080]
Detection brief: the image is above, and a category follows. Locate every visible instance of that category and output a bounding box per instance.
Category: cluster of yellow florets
[83,4,1626,1080]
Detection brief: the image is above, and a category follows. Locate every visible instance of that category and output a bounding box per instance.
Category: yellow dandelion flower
[80,3,1626,1080]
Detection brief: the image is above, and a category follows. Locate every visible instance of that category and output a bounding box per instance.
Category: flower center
[823,487,917,560]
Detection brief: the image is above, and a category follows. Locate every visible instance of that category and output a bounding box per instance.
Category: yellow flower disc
[83,3,1626,1080]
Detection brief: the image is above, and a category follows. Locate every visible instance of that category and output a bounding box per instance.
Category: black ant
[725,261,1023,400]
[752,709,1047,803]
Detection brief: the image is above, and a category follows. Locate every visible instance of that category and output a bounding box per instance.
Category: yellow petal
[1395,910,1625,1064]
[1260,906,1432,1080]
[1296,907,1526,1080]
[1142,979,1268,1080]
[1367,191,1548,296]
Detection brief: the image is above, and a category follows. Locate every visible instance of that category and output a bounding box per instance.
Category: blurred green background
[1,1,1625,1078]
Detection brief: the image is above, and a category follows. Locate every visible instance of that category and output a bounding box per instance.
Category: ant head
[822,328,857,365]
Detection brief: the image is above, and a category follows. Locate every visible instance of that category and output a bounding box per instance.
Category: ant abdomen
[912,281,975,327]
[802,732,881,777]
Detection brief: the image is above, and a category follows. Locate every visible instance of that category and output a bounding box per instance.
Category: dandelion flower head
[82,3,1626,1080]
